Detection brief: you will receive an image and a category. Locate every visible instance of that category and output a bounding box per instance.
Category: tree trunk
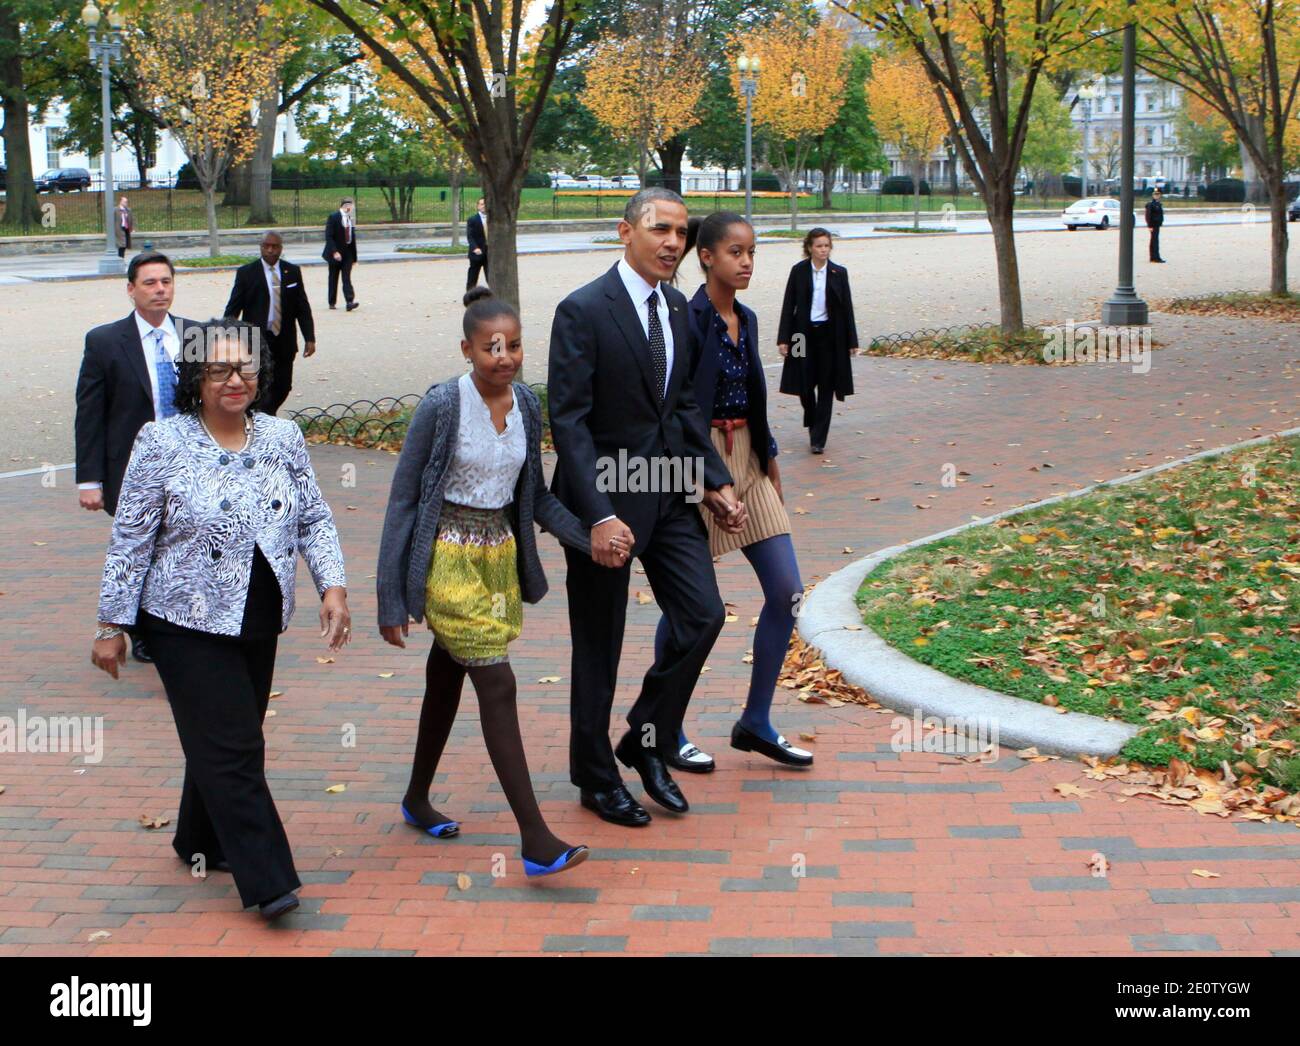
[247,83,279,225]
[986,188,1024,332]
[1266,171,1289,296]
[483,171,523,311]
[0,2,41,230]
[656,135,686,195]
[820,154,834,209]
[204,185,221,257]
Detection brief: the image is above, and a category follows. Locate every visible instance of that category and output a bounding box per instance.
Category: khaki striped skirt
[703,422,791,557]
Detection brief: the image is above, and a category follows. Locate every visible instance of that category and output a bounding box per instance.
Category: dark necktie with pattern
[646,289,666,403]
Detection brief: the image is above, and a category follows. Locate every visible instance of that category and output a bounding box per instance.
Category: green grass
[173,254,257,268]
[867,324,1048,363]
[5,184,1223,239]
[874,225,957,233]
[856,435,1300,788]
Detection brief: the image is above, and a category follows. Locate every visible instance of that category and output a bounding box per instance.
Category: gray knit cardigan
[376,379,590,628]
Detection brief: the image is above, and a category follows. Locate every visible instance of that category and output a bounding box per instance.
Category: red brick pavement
[1,312,1298,956]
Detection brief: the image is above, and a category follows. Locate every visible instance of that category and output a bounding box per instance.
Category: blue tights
[654,533,802,746]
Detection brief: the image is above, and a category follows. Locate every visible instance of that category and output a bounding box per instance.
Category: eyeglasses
[204,363,259,382]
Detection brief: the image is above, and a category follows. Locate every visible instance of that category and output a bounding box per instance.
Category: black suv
[35,167,92,192]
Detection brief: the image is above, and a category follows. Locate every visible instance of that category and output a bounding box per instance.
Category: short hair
[802,227,833,257]
[624,187,686,227]
[260,230,283,242]
[340,196,354,207]
[462,285,518,340]
[173,318,274,416]
[127,252,174,283]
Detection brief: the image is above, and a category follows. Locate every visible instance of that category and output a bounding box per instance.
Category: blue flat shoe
[401,802,460,838]
[523,845,590,879]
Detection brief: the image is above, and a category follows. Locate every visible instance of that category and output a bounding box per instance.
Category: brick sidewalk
[2,312,1298,956]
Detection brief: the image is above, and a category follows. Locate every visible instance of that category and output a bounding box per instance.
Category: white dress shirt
[263,260,280,331]
[616,255,674,396]
[341,210,352,243]
[441,371,527,509]
[810,260,829,322]
[79,312,180,491]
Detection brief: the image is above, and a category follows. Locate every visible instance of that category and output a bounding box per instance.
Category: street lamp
[82,1,126,275]
[736,53,760,226]
[1076,78,1104,197]
[1101,2,1148,326]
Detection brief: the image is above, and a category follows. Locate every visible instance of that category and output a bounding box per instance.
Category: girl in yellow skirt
[664,212,813,770]
[376,287,601,877]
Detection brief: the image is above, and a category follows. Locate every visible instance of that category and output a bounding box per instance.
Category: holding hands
[591,518,635,568]
[702,484,747,534]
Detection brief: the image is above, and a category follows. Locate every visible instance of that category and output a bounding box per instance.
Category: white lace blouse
[441,371,527,509]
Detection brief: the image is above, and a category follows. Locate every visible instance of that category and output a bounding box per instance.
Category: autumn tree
[732,13,848,229]
[1130,0,1300,295]
[867,53,945,229]
[806,45,887,208]
[579,7,706,185]
[306,0,582,310]
[129,1,283,255]
[841,0,1105,332]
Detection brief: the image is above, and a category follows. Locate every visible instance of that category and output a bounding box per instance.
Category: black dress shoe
[615,734,688,813]
[131,635,153,663]
[346,301,360,311]
[810,444,824,455]
[580,786,651,826]
[259,891,300,920]
[730,721,814,767]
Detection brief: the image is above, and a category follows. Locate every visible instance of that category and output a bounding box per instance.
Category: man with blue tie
[75,252,196,663]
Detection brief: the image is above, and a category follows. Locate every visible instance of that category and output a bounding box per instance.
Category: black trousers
[261,332,297,416]
[565,493,725,791]
[136,615,300,909]
[327,257,355,306]
[1149,226,1162,261]
[467,249,488,289]
[800,322,836,447]
[116,230,130,258]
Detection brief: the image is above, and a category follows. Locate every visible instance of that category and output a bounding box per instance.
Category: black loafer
[259,891,300,920]
[730,722,814,767]
[664,741,715,774]
[346,301,360,311]
[131,635,153,663]
[580,786,651,827]
[810,444,824,455]
[615,734,688,813]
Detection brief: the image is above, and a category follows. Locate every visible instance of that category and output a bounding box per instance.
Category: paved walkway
[1,311,1298,956]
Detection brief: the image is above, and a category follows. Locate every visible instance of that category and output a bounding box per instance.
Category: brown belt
[711,417,747,454]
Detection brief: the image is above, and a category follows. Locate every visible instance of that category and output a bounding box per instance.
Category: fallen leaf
[325,784,346,794]
[635,591,654,605]
[138,814,169,830]
[1191,869,1221,879]
[378,671,394,679]
[537,675,562,684]
[1053,782,1093,798]
[316,656,335,664]
[87,930,112,942]
[456,873,472,891]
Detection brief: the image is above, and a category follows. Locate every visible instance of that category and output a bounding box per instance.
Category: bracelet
[95,626,124,641]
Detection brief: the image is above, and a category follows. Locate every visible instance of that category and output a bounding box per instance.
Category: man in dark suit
[1145,187,1166,263]
[466,197,488,290]
[74,251,196,662]
[224,231,316,415]
[548,187,747,827]
[322,196,359,310]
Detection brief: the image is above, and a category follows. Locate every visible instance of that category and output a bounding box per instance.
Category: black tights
[404,642,569,863]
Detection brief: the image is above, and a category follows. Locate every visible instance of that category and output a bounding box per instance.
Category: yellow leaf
[1018,534,1038,544]
[537,676,562,684]
[325,784,346,794]
[1191,869,1221,878]
[913,636,929,646]
[724,614,738,623]
[378,672,394,679]
[635,591,654,605]
[316,656,335,664]
[456,873,472,891]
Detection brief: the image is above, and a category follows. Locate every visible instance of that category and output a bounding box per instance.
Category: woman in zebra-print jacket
[91,319,350,921]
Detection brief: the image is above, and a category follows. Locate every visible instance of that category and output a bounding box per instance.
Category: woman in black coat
[777,228,859,453]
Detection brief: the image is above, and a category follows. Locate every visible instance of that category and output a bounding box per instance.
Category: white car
[609,174,641,190]
[1063,197,1122,230]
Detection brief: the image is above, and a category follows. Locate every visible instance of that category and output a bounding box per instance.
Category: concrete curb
[797,424,1300,758]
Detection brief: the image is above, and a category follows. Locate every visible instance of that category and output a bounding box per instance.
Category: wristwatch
[95,626,124,641]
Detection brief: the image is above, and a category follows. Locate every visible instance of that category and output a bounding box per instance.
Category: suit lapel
[603,266,661,410]
[120,314,152,403]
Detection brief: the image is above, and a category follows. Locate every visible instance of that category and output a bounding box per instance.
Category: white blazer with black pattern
[98,412,347,636]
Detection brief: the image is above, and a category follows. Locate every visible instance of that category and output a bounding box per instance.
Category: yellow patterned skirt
[424,501,522,666]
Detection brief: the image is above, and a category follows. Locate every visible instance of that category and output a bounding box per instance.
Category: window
[348,84,359,109]
[46,142,61,169]
[1145,126,1156,146]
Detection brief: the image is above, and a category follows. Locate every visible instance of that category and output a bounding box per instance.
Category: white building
[1069,72,1197,190]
